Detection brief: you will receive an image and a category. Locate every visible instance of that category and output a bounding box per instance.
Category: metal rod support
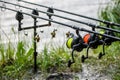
[19,0,120,27]
[33,18,37,72]
[1,0,120,33]
[19,23,50,31]
[0,6,120,41]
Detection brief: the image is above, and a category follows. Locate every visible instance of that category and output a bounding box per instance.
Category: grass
[0,42,82,79]
[0,41,34,79]
[39,45,82,73]
[0,27,34,79]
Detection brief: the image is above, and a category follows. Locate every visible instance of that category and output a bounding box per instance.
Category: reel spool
[83,33,102,49]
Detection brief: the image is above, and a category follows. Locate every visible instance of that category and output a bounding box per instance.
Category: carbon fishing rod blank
[1,5,120,41]
[18,0,120,27]
[1,0,120,34]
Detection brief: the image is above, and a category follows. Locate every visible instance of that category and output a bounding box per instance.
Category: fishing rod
[1,0,120,34]
[17,0,120,27]
[1,5,120,69]
[0,6,120,41]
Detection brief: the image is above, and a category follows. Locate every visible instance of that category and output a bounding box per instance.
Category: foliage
[0,40,34,79]
[99,0,120,37]
[0,27,34,79]
[98,0,120,79]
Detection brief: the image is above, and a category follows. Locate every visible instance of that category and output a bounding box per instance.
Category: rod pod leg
[34,52,37,73]
[98,43,105,59]
[68,49,75,67]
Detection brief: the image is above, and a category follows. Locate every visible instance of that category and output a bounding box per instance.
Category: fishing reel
[98,30,116,59]
[80,27,104,62]
[100,30,116,45]
[66,30,87,67]
[83,33,103,49]
[81,29,117,61]
[81,32,104,62]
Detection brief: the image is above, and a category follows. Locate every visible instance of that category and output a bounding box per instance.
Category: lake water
[0,0,110,51]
